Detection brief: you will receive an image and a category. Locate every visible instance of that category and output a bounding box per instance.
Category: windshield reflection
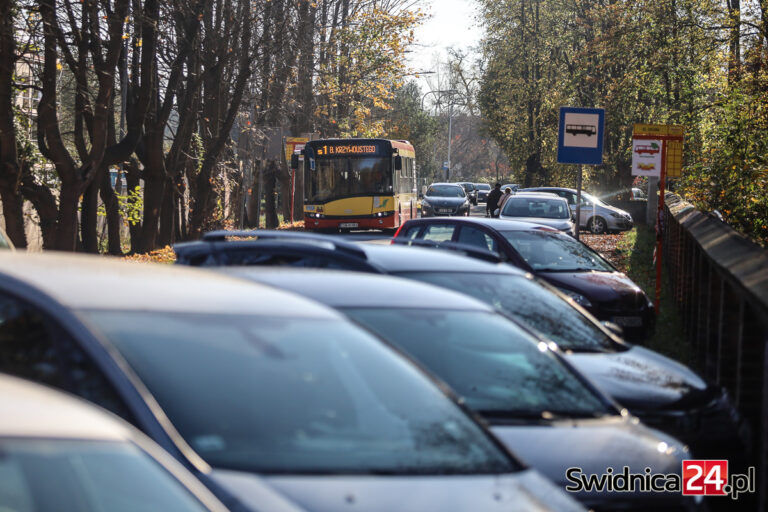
[343,308,612,419]
[500,231,614,272]
[399,272,620,352]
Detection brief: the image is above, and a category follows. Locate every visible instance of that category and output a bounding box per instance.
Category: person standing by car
[497,187,513,213]
[486,183,502,217]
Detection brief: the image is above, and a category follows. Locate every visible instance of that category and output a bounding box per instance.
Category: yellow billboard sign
[632,124,684,177]
[285,137,309,163]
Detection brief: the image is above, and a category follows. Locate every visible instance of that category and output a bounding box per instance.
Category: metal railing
[662,193,768,505]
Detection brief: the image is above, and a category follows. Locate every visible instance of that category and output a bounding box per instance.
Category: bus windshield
[306,157,392,203]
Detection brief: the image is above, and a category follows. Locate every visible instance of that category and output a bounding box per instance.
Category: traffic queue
[0,214,751,511]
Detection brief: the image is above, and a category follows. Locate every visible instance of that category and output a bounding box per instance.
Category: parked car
[0,251,582,512]
[174,231,747,462]
[474,183,491,203]
[420,183,471,217]
[394,217,655,340]
[498,193,577,236]
[501,183,520,192]
[0,226,14,251]
[223,268,699,512]
[631,187,647,200]
[456,182,478,205]
[521,187,633,234]
[0,373,230,512]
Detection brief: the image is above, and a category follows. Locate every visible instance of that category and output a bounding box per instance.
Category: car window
[82,311,519,475]
[498,231,614,272]
[422,224,456,242]
[343,308,612,419]
[425,185,465,198]
[397,272,619,352]
[457,226,497,252]
[501,197,570,219]
[400,225,422,239]
[0,439,211,512]
[0,294,135,423]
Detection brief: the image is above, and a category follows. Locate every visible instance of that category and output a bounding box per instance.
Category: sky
[408,0,482,83]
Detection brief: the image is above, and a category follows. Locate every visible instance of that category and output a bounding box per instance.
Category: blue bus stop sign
[557,107,605,165]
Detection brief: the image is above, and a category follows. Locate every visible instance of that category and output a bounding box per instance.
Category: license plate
[438,209,453,213]
[339,222,358,228]
[612,316,643,327]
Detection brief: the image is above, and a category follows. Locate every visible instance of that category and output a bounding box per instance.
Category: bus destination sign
[315,144,379,157]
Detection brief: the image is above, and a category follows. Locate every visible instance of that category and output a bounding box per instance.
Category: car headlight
[555,287,592,308]
[421,200,431,208]
[610,212,622,218]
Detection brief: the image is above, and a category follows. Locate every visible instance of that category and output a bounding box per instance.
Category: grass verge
[614,226,692,364]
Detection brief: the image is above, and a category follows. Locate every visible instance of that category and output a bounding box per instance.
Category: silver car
[522,187,633,234]
[0,373,229,512]
[498,193,577,236]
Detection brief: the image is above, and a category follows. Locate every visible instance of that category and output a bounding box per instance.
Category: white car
[498,193,577,236]
[0,373,229,512]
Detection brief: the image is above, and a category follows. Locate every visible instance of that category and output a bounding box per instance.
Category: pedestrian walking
[486,183,502,218]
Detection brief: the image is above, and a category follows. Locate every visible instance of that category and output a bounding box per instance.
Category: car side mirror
[290,154,299,169]
[394,155,403,171]
[601,321,624,338]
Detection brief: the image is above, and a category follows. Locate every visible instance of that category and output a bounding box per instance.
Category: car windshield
[81,311,517,475]
[0,439,211,511]
[499,231,614,272]
[501,197,570,219]
[341,308,612,419]
[476,184,491,191]
[306,157,392,203]
[396,272,620,352]
[426,185,465,198]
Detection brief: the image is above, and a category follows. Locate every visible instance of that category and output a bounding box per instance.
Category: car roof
[428,182,463,188]
[404,216,554,231]
[0,252,339,319]
[522,186,576,193]
[510,192,566,200]
[222,268,495,311]
[0,373,133,440]
[356,243,526,275]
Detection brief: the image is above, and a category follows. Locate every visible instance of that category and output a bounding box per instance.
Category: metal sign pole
[575,165,583,241]
[655,141,668,311]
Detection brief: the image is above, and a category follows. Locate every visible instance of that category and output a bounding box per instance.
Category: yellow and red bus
[300,139,417,231]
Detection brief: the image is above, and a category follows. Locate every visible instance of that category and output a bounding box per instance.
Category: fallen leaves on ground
[124,246,176,264]
[581,232,630,272]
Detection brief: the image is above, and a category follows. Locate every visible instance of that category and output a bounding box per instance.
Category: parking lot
[1,208,757,511]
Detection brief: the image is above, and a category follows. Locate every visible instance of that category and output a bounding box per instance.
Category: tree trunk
[264,160,279,228]
[80,171,101,253]
[99,172,124,255]
[54,180,81,251]
[158,179,176,246]
[0,0,26,248]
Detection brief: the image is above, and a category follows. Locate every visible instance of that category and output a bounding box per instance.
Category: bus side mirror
[394,156,403,171]
[290,154,299,169]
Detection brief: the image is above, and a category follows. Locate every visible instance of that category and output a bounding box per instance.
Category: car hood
[210,469,585,512]
[538,271,647,306]
[499,217,573,231]
[490,416,687,506]
[565,346,708,410]
[423,196,467,207]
